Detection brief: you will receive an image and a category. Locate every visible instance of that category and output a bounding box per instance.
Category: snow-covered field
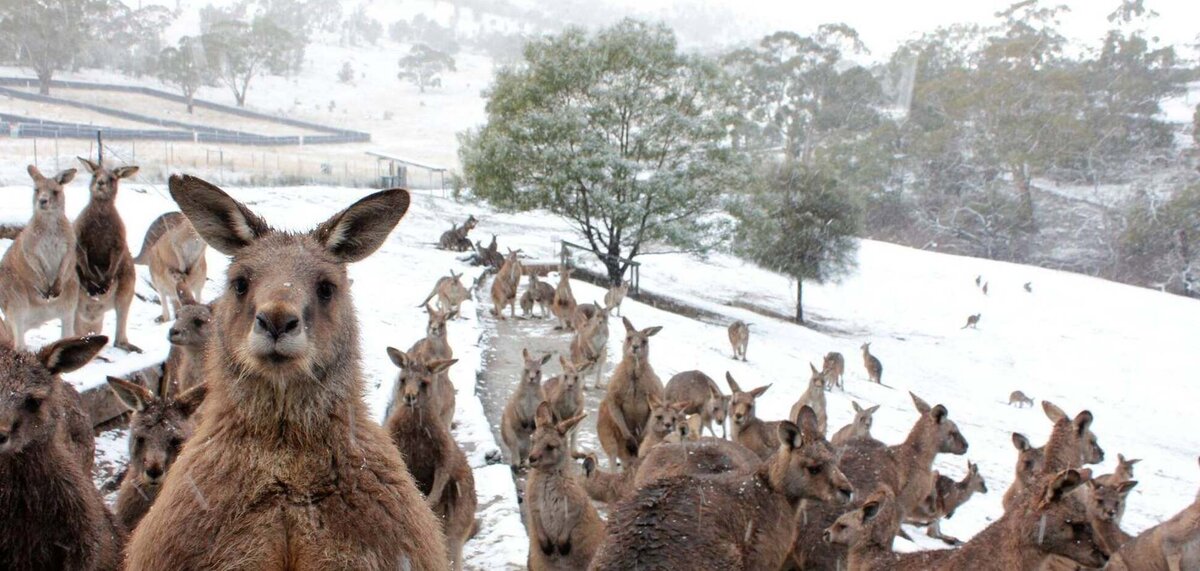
[3,167,1200,563]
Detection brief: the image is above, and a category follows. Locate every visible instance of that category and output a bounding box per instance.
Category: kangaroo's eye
[231,277,249,296]
[316,280,336,302]
[807,465,823,476]
[193,318,204,328]
[22,396,42,413]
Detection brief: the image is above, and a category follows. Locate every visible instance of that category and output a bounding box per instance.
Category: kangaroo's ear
[170,175,269,256]
[910,392,932,414]
[314,188,410,263]
[724,372,742,393]
[428,359,457,375]
[1115,480,1138,495]
[861,499,882,521]
[557,413,586,435]
[55,168,77,185]
[643,326,662,337]
[647,392,662,410]
[622,317,636,334]
[535,402,555,428]
[386,347,410,369]
[1042,401,1067,423]
[38,335,108,374]
[931,405,948,424]
[27,164,45,181]
[106,377,155,412]
[1041,469,1085,507]
[749,384,771,399]
[851,401,863,413]
[176,282,198,306]
[173,382,209,417]
[1073,410,1094,434]
[865,405,880,415]
[539,352,553,366]
[777,420,802,450]
[113,166,139,179]
[795,405,820,439]
[1012,432,1032,451]
[77,157,100,173]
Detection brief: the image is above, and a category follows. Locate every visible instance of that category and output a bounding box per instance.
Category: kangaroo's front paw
[115,341,143,354]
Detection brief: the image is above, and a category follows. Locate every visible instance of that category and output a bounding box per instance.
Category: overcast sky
[614,0,1200,58]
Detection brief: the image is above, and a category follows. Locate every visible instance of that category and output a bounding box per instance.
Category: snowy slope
[2,180,1198,563]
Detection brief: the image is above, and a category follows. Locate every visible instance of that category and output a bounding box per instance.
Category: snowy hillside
[1,179,1198,565]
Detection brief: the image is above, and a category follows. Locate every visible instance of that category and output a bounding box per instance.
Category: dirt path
[475,298,612,501]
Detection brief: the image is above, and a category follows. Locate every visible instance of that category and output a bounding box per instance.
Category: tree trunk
[795,279,804,324]
[603,255,622,286]
[1014,166,1036,231]
[186,92,195,114]
[37,70,52,95]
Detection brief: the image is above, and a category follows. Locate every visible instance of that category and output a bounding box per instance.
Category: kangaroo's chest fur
[387,409,449,497]
[18,214,74,288]
[75,200,129,289]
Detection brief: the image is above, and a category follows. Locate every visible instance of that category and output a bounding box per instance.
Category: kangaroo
[1087,478,1137,556]
[0,335,123,571]
[569,301,610,389]
[1096,453,1140,486]
[161,284,211,396]
[1040,400,1104,475]
[438,215,477,251]
[501,349,553,469]
[1009,390,1034,407]
[792,392,969,569]
[136,211,207,324]
[1024,281,1033,293]
[824,486,953,571]
[529,273,556,318]
[490,248,523,319]
[831,401,881,448]
[72,158,141,353]
[125,175,446,570]
[526,404,603,571]
[726,372,778,460]
[596,317,664,469]
[664,370,729,438]
[1003,432,1047,512]
[604,280,629,316]
[0,315,10,349]
[520,288,536,317]
[590,407,854,571]
[906,460,988,545]
[637,395,689,457]
[0,166,80,350]
[106,377,208,532]
[790,363,829,436]
[727,319,749,361]
[383,352,476,571]
[570,299,610,331]
[935,469,1109,570]
[541,356,586,452]
[419,270,471,317]
[1105,458,1200,571]
[823,351,846,390]
[579,452,638,504]
[476,234,504,269]
[580,437,762,504]
[551,267,577,330]
[861,342,882,384]
[961,313,981,329]
[392,304,455,426]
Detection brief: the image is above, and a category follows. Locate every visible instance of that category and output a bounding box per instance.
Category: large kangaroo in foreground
[125,176,447,570]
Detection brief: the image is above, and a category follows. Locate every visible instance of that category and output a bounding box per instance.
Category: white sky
[615,0,1200,59]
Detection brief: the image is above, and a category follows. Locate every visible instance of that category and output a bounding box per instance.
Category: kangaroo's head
[168,284,212,350]
[557,356,581,393]
[1023,469,1108,568]
[107,377,207,487]
[850,401,880,436]
[1012,432,1046,489]
[78,158,137,201]
[528,402,585,471]
[725,372,769,427]
[26,165,75,213]
[824,485,897,548]
[521,349,552,387]
[424,304,449,339]
[621,317,661,364]
[770,406,854,505]
[1087,478,1136,524]
[169,175,408,423]
[386,348,456,413]
[910,392,968,455]
[0,336,107,455]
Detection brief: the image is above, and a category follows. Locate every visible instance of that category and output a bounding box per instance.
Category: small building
[366,151,447,192]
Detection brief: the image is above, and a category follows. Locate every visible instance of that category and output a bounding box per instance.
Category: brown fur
[637,395,689,457]
[579,437,762,504]
[1003,432,1046,512]
[1009,390,1035,407]
[73,158,141,352]
[1087,478,1137,556]
[526,404,603,570]
[526,273,555,318]
[569,299,610,389]
[664,370,729,439]
[604,280,629,316]
[0,166,80,350]
[0,336,124,571]
[1106,458,1200,571]
[501,349,552,469]
[1095,453,1141,487]
[162,284,212,396]
[490,248,523,319]
[551,267,577,330]
[861,342,882,384]
[831,400,880,448]
[728,319,749,361]
[825,486,953,571]
[125,175,447,570]
[790,362,829,436]
[590,407,854,571]
[398,304,455,427]
[383,351,476,571]
[107,377,207,532]
[726,372,778,460]
[962,313,981,329]
[475,234,503,269]
[132,211,182,264]
[596,317,664,469]
[541,357,586,451]
[907,461,989,545]
[933,469,1109,570]
[419,270,471,317]
[822,351,845,390]
[139,211,207,324]
[438,215,477,251]
[791,392,969,569]
[1040,400,1104,475]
